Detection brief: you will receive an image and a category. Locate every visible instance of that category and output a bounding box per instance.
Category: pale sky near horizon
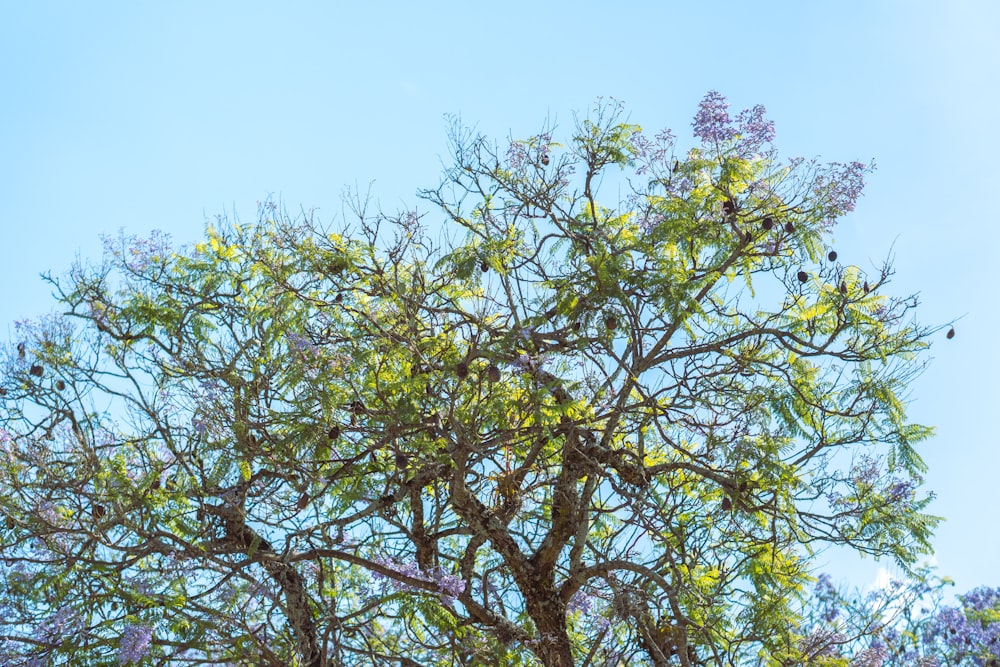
[2,2,998,602]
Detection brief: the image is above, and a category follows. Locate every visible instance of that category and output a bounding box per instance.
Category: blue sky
[2,2,997,597]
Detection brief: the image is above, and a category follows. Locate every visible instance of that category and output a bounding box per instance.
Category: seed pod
[572,321,582,332]
[92,504,106,520]
[828,251,838,262]
[605,314,618,331]
[672,159,680,173]
[480,261,490,273]
[797,271,808,283]
[335,293,344,303]
[762,216,774,231]
[541,153,550,166]
[297,492,309,511]
[0,388,6,397]
[721,497,732,511]
[487,364,501,383]
[722,199,737,215]
[328,425,341,441]
[394,451,408,469]
[784,221,795,233]
[456,361,469,379]
[946,327,955,339]
[29,365,43,377]
[17,343,25,358]
[349,400,366,416]
[863,281,870,294]
[5,515,14,530]
[150,477,161,491]
[55,380,66,391]
[839,282,847,294]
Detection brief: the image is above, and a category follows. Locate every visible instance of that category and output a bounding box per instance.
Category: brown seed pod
[296,492,309,511]
[946,327,955,339]
[762,216,774,231]
[721,497,732,511]
[92,504,106,520]
[863,281,870,294]
[480,261,490,273]
[17,342,25,358]
[55,380,66,391]
[785,221,795,233]
[29,365,43,378]
[540,153,550,166]
[394,451,408,469]
[456,361,469,379]
[0,388,6,397]
[672,159,680,173]
[5,515,14,530]
[722,199,737,215]
[328,425,341,441]
[605,314,618,331]
[349,400,366,416]
[797,271,808,283]
[335,293,344,303]
[839,282,847,294]
[828,251,838,262]
[151,477,161,491]
[487,364,501,383]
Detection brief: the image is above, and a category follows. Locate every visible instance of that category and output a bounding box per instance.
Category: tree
[0,92,940,666]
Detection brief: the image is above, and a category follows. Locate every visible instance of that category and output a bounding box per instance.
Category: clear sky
[2,2,997,598]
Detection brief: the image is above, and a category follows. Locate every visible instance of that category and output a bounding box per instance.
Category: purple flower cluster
[119,623,153,664]
[103,230,173,275]
[506,133,552,170]
[800,627,847,657]
[507,141,528,169]
[630,128,676,176]
[851,643,889,667]
[814,573,840,622]
[567,590,594,615]
[34,605,84,644]
[371,556,467,603]
[734,104,776,155]
[922,587,1000,664]
[814,161,869,221]
[692,91,776,157]
[693,91,737,144]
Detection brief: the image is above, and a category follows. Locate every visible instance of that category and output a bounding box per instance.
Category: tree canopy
[0,93,945,666]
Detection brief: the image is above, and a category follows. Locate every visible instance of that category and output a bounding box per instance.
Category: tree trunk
[524,580,575,667]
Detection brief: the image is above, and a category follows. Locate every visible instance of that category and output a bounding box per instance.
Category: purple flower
[507,141,528,169]
[692,91,737,144]
[34,605,83,643]
[286,333,317,355]
[437,573,466,603]
[630,128,676,175]
[119,624,153,664]
[813,161,870,222]
[191,416,208,436]
[734,104,776,156]
[102,230,173,274]
[567,591,594,615]
[814,574,840,622]
[851,643,888,667]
